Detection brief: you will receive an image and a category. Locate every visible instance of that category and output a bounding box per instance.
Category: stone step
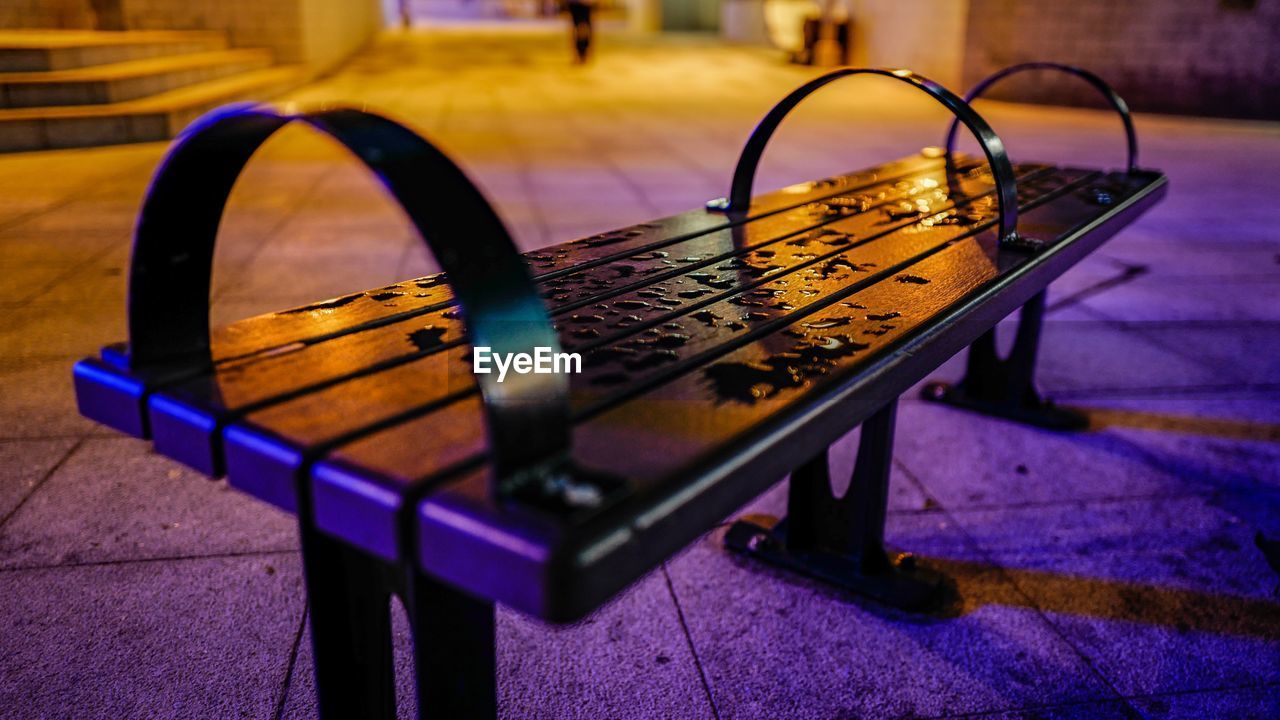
[0,30,227,72]
[0,49,275,108]
[0,65,308,152]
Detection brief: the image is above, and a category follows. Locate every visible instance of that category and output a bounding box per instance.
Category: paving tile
[0,438,77,520]
[23,258,129,306]
[0,263,78,304]
[1098,237,1280,279]
[942,700,1138,719]
[947,496,1280,697]
[0,230,125,267]
[1078,276,1280,323]
[1072,323,1280,389]
[1129,684,1280,719]
[0,357,104,439]
[1066,392,1280,487]
[0,437,297,569]
[282,571,715,720]
[895,400,1199,510]
[666,516,1121,719]
[0,553,303,720]
[0,300,125,363]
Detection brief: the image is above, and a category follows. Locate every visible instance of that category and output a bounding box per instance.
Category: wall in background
[846,0,967,89]
[662,0,721,32]
[0,0,382,75]
[0,0,95,27]
[118,0,381,72]
[721,0,968,88]
[962,0,1280,119]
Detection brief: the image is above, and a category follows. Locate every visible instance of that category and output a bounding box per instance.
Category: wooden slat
[221,165,1095,527]
[404,169,1169,619]
[150,160,1031,473]
[200,153,948,363]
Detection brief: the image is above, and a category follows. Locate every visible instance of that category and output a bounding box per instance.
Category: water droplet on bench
[803,317,852,330]
[407,325,447,352]
[693,310,722,326]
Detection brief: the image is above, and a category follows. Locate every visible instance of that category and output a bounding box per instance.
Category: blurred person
[565,0,595,63]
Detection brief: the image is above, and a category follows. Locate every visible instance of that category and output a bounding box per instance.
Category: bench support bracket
[299,517,496,720]
[725,401,945,610]
[921,291,1087,430]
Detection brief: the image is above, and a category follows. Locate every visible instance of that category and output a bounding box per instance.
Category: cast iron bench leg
[406,572,497,720]
[299,520,497,719]
[726,400,945,610]
[300,523,397,719]
[922,290,1087,430]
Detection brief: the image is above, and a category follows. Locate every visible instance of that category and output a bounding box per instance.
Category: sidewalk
[0,27,1277,719]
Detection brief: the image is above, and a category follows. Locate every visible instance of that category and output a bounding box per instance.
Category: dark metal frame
[114,104,559,719]
[726,63,1143,606]
[706,67,1023,250]
[716,68,1032,608]
[926,63,1140,429]
[725,401,945,608]
[125,104,570,483]
[943,62,1138,173]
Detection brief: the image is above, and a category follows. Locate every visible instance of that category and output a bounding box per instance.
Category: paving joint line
[0,547,299,573]
[890,457,1145,719]
[661,562,722,720]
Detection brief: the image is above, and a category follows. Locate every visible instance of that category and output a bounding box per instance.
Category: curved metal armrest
[944,62,1138,173]
[710,67,1021,247]
[126,104,570,481]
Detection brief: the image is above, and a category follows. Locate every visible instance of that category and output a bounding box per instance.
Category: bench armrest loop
[945,62,1138,173]
[125,104,571,480]
[713,68,1020,247]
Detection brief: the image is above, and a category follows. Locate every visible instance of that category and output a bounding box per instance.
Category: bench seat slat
[314,169,1166,619]
[219,165,1075,513]
[150,160,1026,475]
[75,154,950,441]
[198,154,948,367]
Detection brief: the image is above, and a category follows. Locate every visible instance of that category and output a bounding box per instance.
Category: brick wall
[962,0,1280,119]
[120,0,305,59]
[119,0,382,71]
[0,0,383,75]
[0,0,95,28]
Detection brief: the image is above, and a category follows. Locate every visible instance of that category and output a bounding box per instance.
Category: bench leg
[921,290,1087,430]
[405,571,497,720]
[299,524,397,720]
[725,400,945,610]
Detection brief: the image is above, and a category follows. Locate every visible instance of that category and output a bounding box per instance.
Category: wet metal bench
[73,65,1166,718]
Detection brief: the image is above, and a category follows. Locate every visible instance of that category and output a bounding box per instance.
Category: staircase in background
[0,30,307,152]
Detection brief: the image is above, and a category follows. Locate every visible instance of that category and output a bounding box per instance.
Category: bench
[73,64,1166,718]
